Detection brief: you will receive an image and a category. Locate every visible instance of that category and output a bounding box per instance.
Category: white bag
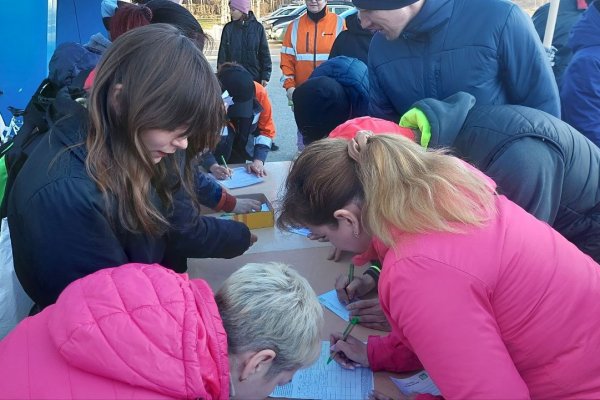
[0,218,33,339]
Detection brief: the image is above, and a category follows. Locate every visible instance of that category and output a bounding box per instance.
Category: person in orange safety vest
[280,0,346,106]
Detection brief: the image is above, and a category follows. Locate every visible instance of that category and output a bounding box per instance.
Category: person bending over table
[0,262,323,398]
[277,132,600,398]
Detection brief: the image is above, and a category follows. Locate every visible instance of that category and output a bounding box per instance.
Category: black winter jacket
[329,12,373,64]
[7,92,252,308]
[410,92,600,262]
[218,12,272,82]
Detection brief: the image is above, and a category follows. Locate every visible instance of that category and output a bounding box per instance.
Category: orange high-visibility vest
[280,8,345,89]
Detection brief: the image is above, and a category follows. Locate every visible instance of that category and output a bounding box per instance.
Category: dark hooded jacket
[311,55,369,117]
[217,11,272,83]
[329,10,373,64]
[560,2,600,147]
[368,0,560,122]
[408,91,600,262]
[7,90,252,308]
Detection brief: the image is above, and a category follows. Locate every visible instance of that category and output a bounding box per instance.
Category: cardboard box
[210,193,274,230]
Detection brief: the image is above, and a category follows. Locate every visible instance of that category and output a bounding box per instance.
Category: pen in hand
[344,263,355,301]
[220,155,232,179]
[327,316,360,365]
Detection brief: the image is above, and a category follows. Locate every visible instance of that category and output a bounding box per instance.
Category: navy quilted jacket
[411,92,600,262]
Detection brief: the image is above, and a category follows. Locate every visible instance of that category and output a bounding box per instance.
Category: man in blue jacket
[354,0,561,122]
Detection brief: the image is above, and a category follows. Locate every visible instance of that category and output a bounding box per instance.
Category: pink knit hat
[230,0,250,14]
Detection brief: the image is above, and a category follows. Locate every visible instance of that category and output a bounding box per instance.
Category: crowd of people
[1,0,600,398]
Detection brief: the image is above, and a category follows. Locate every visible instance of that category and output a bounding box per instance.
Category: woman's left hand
[247,160,267,177]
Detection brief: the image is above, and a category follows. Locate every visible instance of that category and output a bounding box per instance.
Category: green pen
[344,263,355,301]
[220,155,232,179]
[326,316,360,365]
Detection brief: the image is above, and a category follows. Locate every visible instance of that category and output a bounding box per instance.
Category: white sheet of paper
[270,341,373,399]
[318,289,350,321]
[391,370,441,396]
[213,167,264,189]
[288,227,311,237]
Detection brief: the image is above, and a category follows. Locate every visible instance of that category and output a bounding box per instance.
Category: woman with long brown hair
[7,24,255,310]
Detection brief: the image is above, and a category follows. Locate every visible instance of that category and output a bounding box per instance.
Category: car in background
[259,5,301,24]
[262,4,306,31]
[268,2,354,41]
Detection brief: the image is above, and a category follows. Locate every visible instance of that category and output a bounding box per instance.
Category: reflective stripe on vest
[295,53,329,61]
[280,46,296,55]
[280,74,294,83]
[335,16,343,36]
[290,18,300,50]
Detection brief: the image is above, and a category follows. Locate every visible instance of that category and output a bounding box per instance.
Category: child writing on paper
[200,63,276,180]
[0,262,323,398]
[277,132,600,398]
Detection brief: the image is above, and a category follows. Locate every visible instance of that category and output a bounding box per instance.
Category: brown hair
[86,24,225,236]
[278,134,496,246]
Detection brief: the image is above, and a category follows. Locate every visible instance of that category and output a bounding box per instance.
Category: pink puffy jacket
[0,263,230,399]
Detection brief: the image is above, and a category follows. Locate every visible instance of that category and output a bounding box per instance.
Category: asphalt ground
[206,41,299,163]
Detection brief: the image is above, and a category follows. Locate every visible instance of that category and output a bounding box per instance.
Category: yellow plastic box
[211,193,274,230]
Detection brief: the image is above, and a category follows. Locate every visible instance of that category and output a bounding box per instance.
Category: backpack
[0,42,99,217]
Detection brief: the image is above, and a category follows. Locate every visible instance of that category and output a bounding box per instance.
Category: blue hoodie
[560,2,600,147]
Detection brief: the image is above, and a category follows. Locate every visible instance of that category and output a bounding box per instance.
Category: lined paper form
[391,371,441,396]
[319,289,350,321]
[270,342,373,399]
[288,227,312,237]
[213,167,264,189]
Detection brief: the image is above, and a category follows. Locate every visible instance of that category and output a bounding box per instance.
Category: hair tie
[140,4,153,22]
[347,130,373,163]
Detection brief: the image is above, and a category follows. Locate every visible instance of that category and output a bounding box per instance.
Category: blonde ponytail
[355,133,496,245]
[277,133,496,246]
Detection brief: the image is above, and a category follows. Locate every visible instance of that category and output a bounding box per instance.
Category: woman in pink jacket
[0,262,323,399]
[277,132,600,399]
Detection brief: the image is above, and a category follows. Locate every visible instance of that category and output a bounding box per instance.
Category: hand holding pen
[335,263,376,304]
[328,317,370,369]
[220,155,233,180]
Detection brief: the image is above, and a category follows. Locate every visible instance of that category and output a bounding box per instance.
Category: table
[190,161,403,398]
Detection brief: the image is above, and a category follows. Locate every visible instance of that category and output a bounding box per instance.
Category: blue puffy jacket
[311,55,369,117]
[368,0,560,122]
[560,2,600,147]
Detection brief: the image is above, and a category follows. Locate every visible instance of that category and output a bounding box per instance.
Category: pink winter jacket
[362,195,600,399]
[0,263,230,399]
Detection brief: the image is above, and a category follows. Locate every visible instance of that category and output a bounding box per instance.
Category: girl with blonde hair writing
[277,132,600,399]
